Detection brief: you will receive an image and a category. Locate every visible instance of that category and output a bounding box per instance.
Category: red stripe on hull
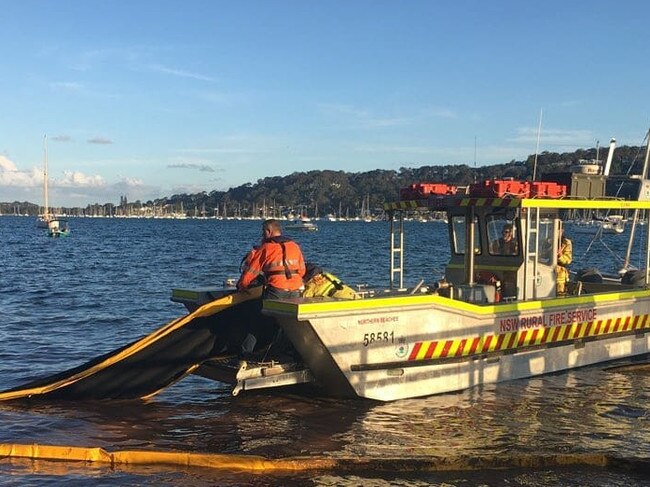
[440,341,453,358]
[408,342,422,361]
[424,341,437,360]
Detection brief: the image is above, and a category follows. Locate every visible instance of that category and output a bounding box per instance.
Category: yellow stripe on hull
[264,289,650,319]
[407,313,650,363]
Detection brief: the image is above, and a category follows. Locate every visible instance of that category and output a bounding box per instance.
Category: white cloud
[88,137,113,145]
[317,102,456,129]
[50,81,83,91]
[354,144,436,155]
[168,162,215,172]
[52,135,72,142]
[0,154,167,206]
[0,156,42,186]
[58,171,106,187]
[117,177,145,188]
[178,147,258,154]
[0,155,17,172]
[148,64,215,82]
[170,183,211,195]
[510,127,594,147]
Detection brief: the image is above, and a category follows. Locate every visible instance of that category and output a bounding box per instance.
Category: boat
[47,218,70,238]
[36,135,53,228]
[171,168,650,401]
[3,132,650,404]
[285,216,318,231]
[600,214,626,234]
[248,177,650,401]
[570,214,627,235]
[361,194,373,222]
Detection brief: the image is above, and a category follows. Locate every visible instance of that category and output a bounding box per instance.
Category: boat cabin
[390,180,580,304]
[448,180,567,303]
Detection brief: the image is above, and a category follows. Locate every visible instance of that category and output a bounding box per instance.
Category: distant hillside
[2,144,646,218]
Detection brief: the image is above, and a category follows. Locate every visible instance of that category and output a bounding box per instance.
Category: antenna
[43,134,49,218]
[473,136,477,183]
[474,136,477,167]
[532,108,543,181]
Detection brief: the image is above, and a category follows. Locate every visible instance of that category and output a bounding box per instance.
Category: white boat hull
[266,290,650,401]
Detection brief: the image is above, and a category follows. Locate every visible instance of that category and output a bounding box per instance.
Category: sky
[1,0,649,207]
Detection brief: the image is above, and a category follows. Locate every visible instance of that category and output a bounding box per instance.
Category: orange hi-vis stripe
[408,313,650,362]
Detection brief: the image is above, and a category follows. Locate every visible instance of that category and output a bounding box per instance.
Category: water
[1,216,649,486]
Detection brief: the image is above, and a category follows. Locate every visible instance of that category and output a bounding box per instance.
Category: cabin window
[452,215,481,255]
[536,218,556,264]
[487,216,519,255]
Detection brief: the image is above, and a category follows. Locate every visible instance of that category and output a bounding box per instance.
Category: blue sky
[1,0,649,207]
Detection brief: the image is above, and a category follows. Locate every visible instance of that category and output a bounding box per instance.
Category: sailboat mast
[43,135,49,217]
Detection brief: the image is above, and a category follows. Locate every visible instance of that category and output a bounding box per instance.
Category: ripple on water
[1,217,650,486]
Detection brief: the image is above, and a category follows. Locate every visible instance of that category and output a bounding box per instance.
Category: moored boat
[36,135,53,228]
[600,214,626,234]
[47,218,70,238]
[285,216,318,231]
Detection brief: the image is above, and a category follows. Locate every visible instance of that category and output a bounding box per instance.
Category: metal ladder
[524,207,541,300]
[389,212,404,290]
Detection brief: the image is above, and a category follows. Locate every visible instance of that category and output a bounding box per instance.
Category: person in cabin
[237,219,306,299]
[491,223,518,255]
[556,231,573,295]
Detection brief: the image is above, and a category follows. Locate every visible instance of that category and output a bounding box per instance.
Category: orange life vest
[236,246,263,290]
[238,237,305,291]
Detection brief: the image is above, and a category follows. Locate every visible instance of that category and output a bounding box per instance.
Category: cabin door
[523,208,559,300]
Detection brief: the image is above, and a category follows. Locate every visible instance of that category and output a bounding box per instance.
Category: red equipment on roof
[468,180,566,198]
[399,183,458,200]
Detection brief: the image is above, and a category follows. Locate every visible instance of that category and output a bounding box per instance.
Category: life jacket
[238,236,305,291]
[237,246,264,290]
[302,271,359,299]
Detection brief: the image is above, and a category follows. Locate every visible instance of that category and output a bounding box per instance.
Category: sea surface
[1,216,649,486]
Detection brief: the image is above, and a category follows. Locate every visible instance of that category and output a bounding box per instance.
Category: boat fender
[302,271,359,299]
[576,268,603,283]
[621,269,646,287]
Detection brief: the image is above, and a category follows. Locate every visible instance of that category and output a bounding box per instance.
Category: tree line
[1,144,646,217]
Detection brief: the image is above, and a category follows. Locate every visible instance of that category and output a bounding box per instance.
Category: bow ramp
[0,288,266,401]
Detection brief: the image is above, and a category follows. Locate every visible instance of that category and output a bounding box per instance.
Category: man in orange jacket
[237,219,306,299]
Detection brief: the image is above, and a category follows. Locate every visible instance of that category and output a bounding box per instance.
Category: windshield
[487,216,519,256]
[452,215,481,255]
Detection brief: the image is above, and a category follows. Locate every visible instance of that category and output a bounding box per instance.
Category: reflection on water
[1,217,650,485]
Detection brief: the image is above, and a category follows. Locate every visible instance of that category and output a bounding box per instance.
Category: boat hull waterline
[265,290,650,401]
[1,286,648,402]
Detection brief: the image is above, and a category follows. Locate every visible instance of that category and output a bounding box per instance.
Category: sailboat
[362,194,373,222]
[36,135,52,228]
[37,135,70,237]
[47,218,70,238]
